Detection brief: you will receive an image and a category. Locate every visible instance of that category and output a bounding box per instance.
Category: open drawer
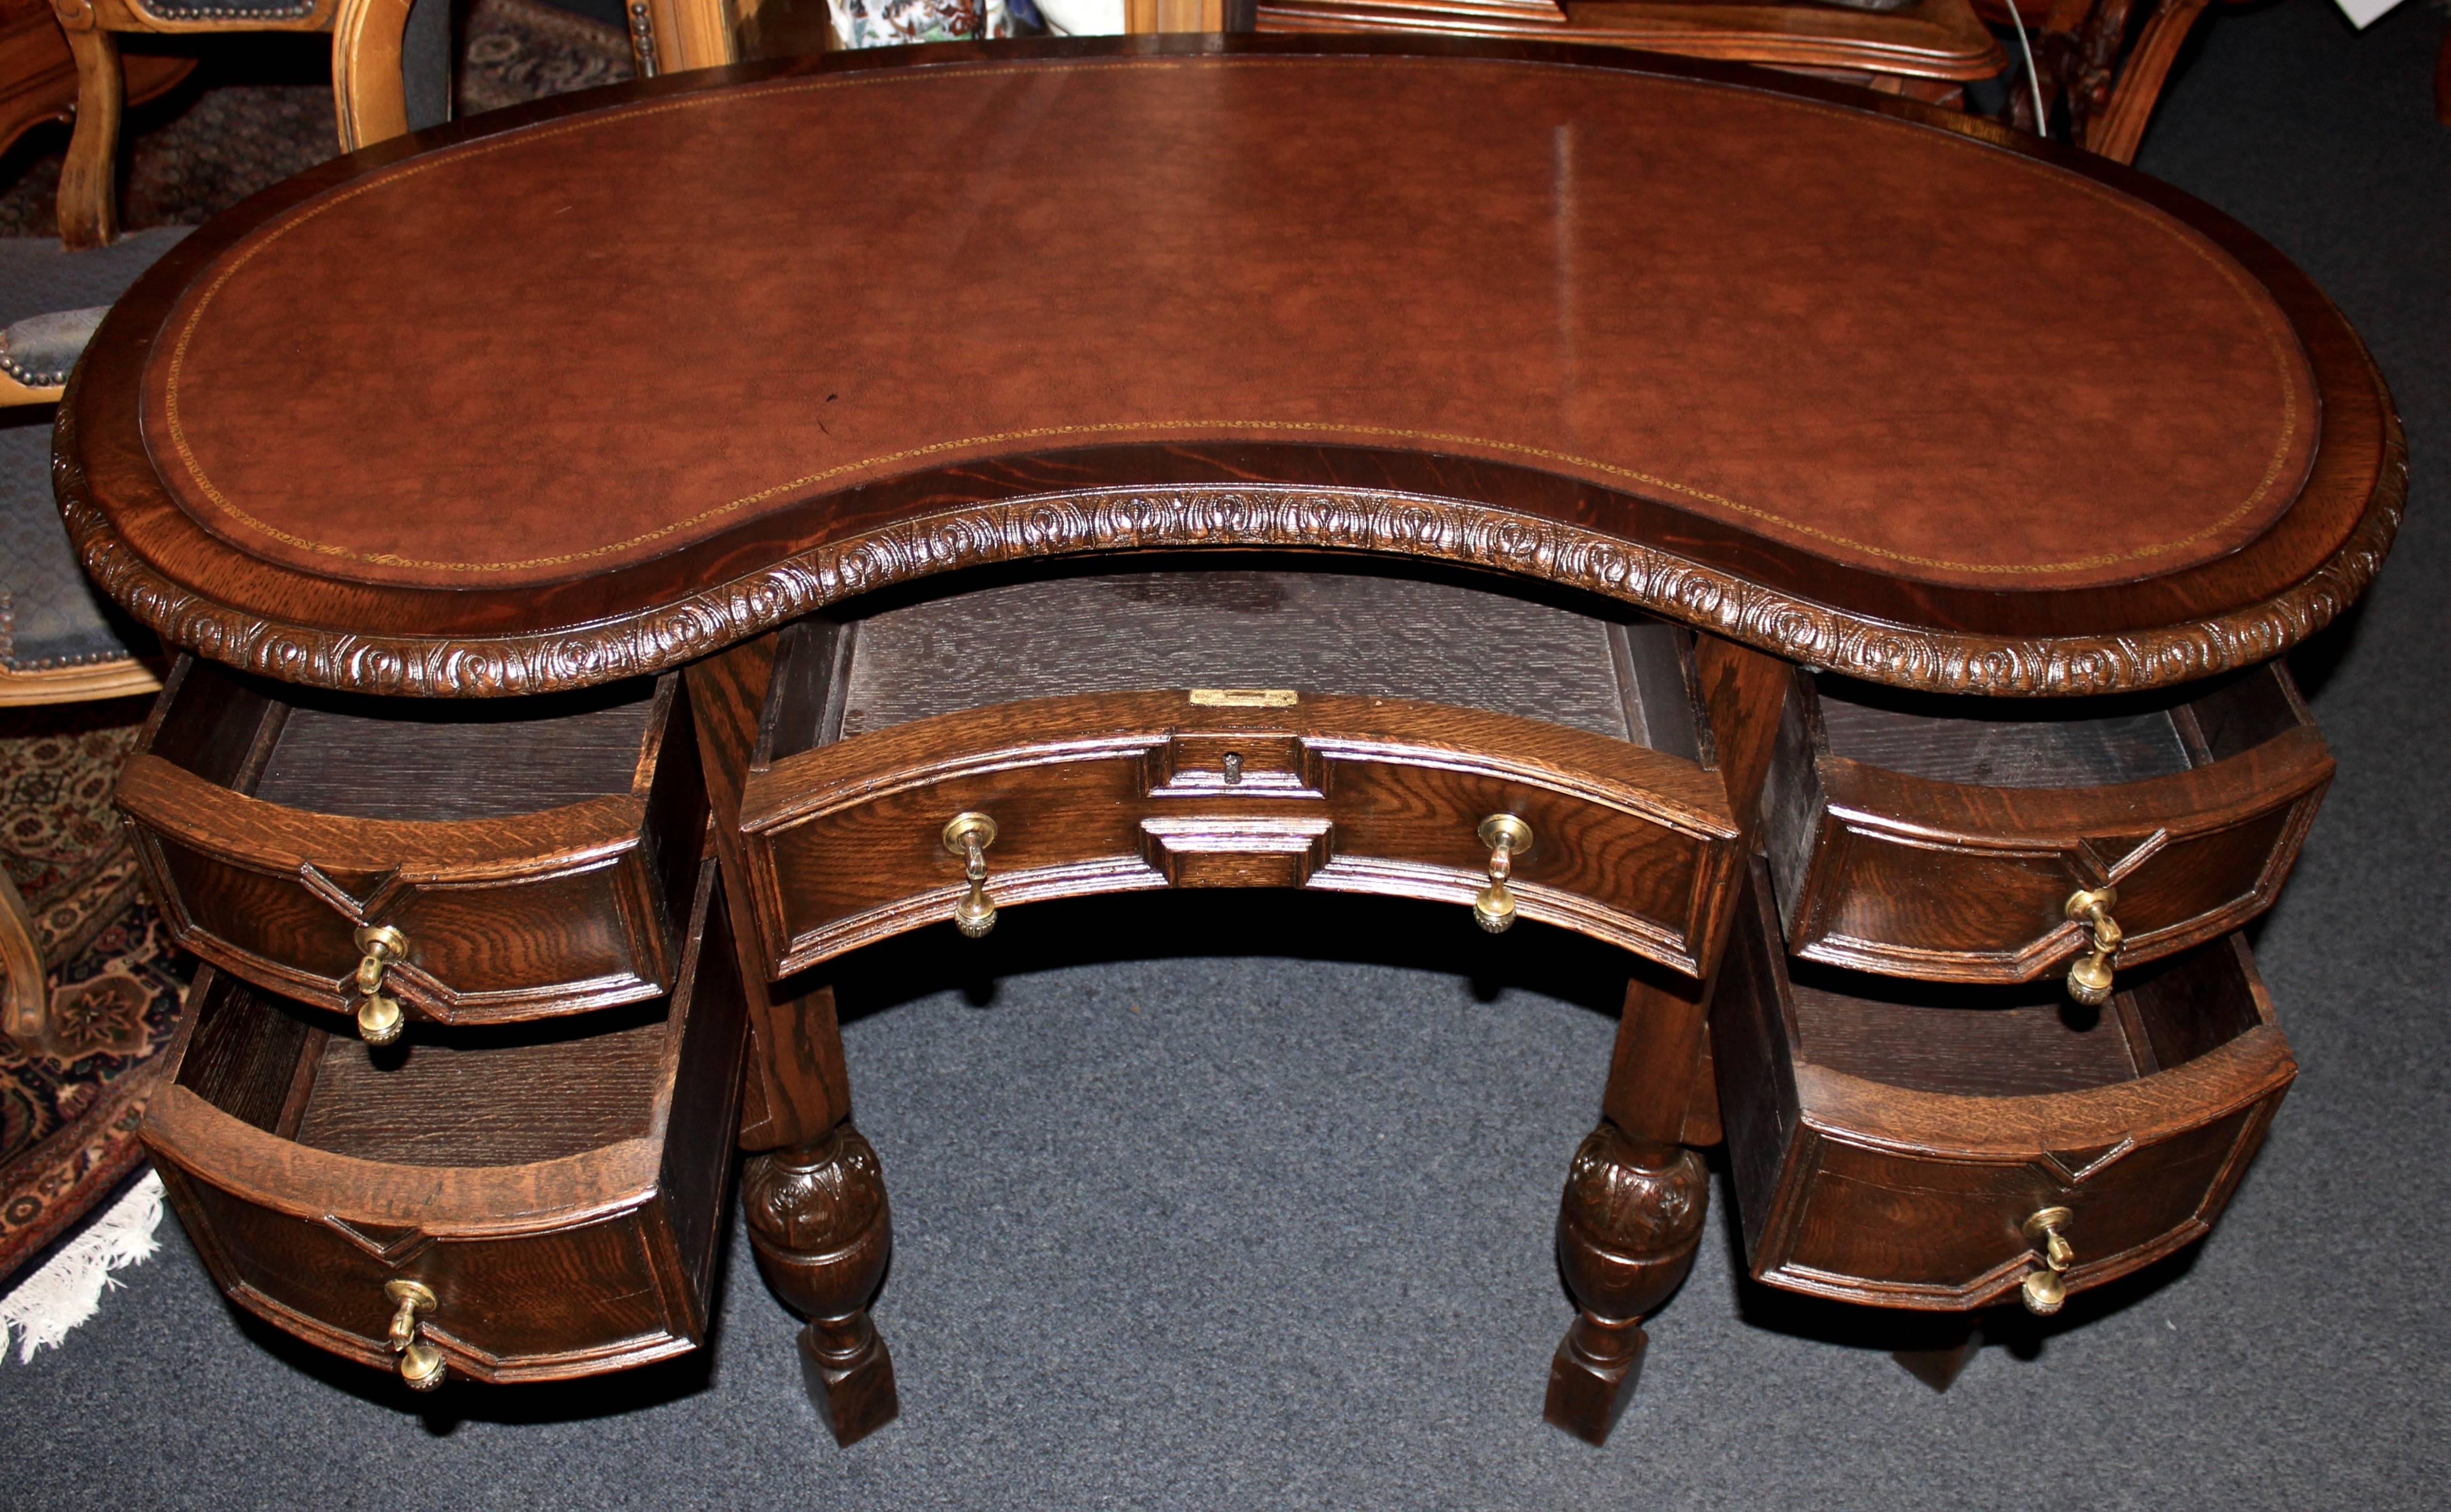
[1711,862,2293,1311]
[1762,662,2331,994]
[118,656,706,1026]
[719,566,1744,978]
[140,862,748,1387]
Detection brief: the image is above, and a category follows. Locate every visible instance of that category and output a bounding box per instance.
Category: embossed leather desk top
[61,36,2401,697]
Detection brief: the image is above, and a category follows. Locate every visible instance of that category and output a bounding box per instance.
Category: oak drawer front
[1712,865,2292,1311]
[118,658,706,1025]
[139,865,748,1386]
[733,692,1741,978]
[1765,663,2332,988]
[156,1165,693,1379]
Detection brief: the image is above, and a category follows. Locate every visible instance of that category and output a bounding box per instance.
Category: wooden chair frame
[45,0,424,248]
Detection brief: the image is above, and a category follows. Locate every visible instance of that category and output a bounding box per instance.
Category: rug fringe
[0,1168,163,1363]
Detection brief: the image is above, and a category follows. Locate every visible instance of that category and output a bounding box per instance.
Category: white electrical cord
[2004,4,2048,136]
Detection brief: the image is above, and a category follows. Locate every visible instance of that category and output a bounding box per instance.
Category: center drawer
[721,567,1744,978]
[117,657,707,1025]
[139,861,748,1386]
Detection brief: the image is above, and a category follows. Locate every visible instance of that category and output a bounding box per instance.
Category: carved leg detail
[743,1121,898,1447]
[1543,1122,1708,1447]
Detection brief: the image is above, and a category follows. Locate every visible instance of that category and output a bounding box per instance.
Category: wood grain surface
[819,564,1673,745]
[139,861,748,1385]
[1257,0,2005,82]
[119,658,705,1022]
[1711,862,2292,1310]
[1764,661,2331,983]
[733,688,1740,978]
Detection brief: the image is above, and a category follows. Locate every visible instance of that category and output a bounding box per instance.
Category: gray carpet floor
[5,5,2447,1506]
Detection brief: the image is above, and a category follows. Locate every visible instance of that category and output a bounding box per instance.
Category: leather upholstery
[0,308,108,389]
[2,231,184,673]
[138,55,2317,597]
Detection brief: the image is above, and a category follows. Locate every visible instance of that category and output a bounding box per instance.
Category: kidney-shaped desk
[58,34,2401,1449]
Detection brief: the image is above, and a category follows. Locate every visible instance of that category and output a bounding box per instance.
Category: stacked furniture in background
[671,0,2226,164]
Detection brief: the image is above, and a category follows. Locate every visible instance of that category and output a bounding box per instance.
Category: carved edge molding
[60,431,2407,701]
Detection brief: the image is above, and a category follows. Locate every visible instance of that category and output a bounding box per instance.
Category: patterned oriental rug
[0,1,633,1285]
[0,701,186,1285]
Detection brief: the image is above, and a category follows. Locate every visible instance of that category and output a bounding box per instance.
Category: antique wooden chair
[45,0,450,248]
[0,233,180,1049]
[3,0,191,161]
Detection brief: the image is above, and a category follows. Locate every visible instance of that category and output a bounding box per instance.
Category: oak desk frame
[58,35,2403,1450]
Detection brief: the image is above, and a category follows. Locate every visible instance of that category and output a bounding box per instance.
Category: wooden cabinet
[118,657,707,1026]
[1712,861,2292,1311]
[1762,664,2331,991]
[140,863,748,1384]
[722,570,1745,979]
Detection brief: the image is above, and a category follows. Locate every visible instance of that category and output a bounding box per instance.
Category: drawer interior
[174,973,670,1167]
[149,658,661,820]
[1808,665,2306,788]
[758,561,1705,763]
[1786,943,2266,1097]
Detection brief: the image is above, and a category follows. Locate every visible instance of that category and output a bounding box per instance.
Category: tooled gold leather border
[62,403,2406,700]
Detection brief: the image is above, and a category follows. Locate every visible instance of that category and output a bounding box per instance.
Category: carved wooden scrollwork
[742,1120,888,1265]
[58,417,2407,701]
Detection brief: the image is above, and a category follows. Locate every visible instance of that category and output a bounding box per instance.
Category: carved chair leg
[55,22,123,250]
[743,1120,900,1446]
[1,872,46,1048]
[1543,1122,1708,1446]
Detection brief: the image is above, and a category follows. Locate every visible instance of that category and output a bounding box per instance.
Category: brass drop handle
[384,1278,446,1391]
[351,924,409,1046]
[942,812,1000,939]
[1472,814,1535,934]
[2063,886,2123,1007]
[2019,1206,2076,1315]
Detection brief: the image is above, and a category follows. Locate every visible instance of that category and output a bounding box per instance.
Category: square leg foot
[1893,1319,1985,1393]
[800,1313,900,1447]
[1543,1314,1647,1447]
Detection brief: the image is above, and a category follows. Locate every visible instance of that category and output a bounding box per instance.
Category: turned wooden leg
[742,1120,899,1446]
[54,18,122,249]
[1543,1121,1708,1446]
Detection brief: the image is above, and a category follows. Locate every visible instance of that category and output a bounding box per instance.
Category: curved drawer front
[1712,864,2293,1310]
[138,866,748,1386]
[1764,662,2332,988]
[118,658,706,1024]
[732,691,1742,979]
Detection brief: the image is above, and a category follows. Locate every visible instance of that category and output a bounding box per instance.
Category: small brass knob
[383,1278,445,1392]
[356,992,404,1047]
[1472,813,1534,934]
[350,924,411,1046]
[942,812,999,939]
[2019,1206,2075,1316]
[2063,887,2123,1007]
